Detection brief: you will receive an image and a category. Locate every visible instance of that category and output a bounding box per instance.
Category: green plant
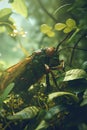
[0,0,87,130]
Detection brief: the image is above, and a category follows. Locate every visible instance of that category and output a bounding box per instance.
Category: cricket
[0,36,66,95]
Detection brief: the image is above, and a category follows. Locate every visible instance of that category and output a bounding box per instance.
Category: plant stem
[69,32,86,66]
[37,0,58,23]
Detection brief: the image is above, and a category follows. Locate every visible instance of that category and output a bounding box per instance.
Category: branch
[56,33,71,52]
[59,46,87,52]
[69,32,87,66]
[37,0,58,23]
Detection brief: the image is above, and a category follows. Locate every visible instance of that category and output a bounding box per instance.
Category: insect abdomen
[0,47,59,93]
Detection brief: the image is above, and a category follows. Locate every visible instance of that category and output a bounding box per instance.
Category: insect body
[0,47,59,93]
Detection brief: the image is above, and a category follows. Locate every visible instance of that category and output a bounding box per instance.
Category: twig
[37,0,58,23]
[59,46,87,52]
[53,4,71,16]
[69,32,86,66]
[56,33,71,52]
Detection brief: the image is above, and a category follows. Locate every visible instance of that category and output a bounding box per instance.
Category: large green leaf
[63,69,87,81]
[11,0,28,17]
[0,8,12,21]
[7,106,39,120]
[0,83,14,107]
[62,79,87,93]
[47,91,79,103]
[35,105,67,130]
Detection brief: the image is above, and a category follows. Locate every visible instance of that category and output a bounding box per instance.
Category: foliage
[0,83,14,108]
[11,0,28,18]
[41,18,77,37]
[40,24,55,37]
[0,0,87,130]
[0,0,28,34]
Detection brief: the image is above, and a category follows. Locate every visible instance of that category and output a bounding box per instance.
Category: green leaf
[47,91,79,103]
[63,27,72,33]
[40,24,52,33]
[11,0,28,17]
[66,18,76,28]
[7,106,39,120]
[0,8,15,33]
[63,69,87,81]
[64,79,87,93]
[35,105,68,130]
[46,30,55,37]
[0,8,12,21]
[54,18,77,34]
[44,105,67,121]
[0,83,14,107]
[35,120,48,130]
[63,18,77,33]
[55,23,66,30]
[40,24,55,37]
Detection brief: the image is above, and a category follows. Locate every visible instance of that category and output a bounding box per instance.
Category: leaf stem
[37,0,58,23]
[0,21,14,30]
[69,32,87,66]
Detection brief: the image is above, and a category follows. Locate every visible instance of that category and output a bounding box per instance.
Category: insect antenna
[55,33,71,52]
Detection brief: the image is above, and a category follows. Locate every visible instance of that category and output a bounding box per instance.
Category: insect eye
[49,56,59,67]
[45,47,55,57]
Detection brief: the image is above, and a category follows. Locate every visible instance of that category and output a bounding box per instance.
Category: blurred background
[0,1,87,129]
[0,0,87,69]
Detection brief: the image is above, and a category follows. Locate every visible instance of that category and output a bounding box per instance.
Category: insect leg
[45,64,58,91]
[44,64,52,92]
[50,70,59,91]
